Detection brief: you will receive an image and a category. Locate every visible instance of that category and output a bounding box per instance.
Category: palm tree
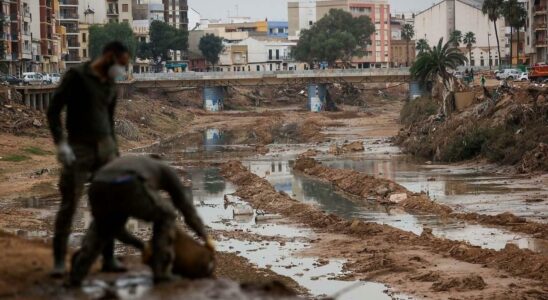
[450,30,463,48]
[482,0,503,66]
[463,32,477,66]
[401,24,415,67]
[503,0,527,65]
[416,39,430,55]
[411,38,467,115]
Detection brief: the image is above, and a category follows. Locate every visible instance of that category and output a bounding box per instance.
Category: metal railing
[133,68,411,81]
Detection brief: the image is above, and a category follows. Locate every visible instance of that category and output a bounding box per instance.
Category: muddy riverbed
[1,97,547,299]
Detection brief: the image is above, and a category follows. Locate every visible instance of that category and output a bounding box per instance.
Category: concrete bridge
[130,68,411,89]
[129,69,412,111]
[14,69,413,112]
[15,85,58,112]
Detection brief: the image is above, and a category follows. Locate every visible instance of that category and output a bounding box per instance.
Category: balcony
[67,41,80,48]
[65,25,79,34]
[59,0,78,6]
[65,54,81,62]
[107,9,119,15]
[535,22,548,31]
[535,6,547,15]
[60,13,79,20]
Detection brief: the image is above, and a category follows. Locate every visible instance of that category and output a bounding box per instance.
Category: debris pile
[396,84,548,172]
[0,103,49,136]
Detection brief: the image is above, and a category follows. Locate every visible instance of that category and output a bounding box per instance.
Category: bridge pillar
[203,86,224,112]
[308,83,327,112]
[37,93,44,111]
[24,93,30,107]
[409,81,424,100]
[30,94,36,110]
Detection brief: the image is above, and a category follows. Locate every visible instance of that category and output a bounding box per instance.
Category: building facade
[415,0,505,67]
[288,0,391,68]
[526,0,548,64]
[162,0,187,30]
[106,0,132,23]
[267,21,289,38]
[390,39,415,67]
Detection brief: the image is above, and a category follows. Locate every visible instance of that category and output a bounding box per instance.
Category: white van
[495,69,521,80]
[22,72,44,85]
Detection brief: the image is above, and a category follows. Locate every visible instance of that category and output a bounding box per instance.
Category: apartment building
[288,0,391,68]
[163,0,187,30]
[106,0,132,23]
[59,0,80,68]
[415,0,506,67]
[526,0,548,64]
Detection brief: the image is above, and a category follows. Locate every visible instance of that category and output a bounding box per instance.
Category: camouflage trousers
[52,137,118,269]
[70,174,177,285]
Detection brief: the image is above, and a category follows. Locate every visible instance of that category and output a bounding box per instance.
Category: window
[309,21,313,26]
[83,49,87,58]
[256,65,260,71]
[82,33,86,42]
[480,59,484,66]
[471,60,475,66]
[269,49,273,60]
[122,4,128,12]
[276,49,279,59]
[376,41,381,46]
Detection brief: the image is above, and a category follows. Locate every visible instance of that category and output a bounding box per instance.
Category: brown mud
[0,230,300,299]
[221,160,547,298]
[294,157,548,238]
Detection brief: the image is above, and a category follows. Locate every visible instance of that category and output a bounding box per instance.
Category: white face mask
[108,64,126,79]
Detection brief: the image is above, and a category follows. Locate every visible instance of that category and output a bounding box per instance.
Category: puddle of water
[82,274,153,299]
[243,159,548,254]
[218,239,410,300]
[321,155,548,222]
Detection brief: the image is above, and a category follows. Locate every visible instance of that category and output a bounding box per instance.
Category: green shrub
[441,127,491,162]
[400,97,439,125]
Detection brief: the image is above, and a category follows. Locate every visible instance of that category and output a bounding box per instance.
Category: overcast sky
[188,0,437,20]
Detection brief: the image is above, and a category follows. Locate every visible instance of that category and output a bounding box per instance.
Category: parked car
[22,72,44,85]
[519,72,529,81]
[51,73,61,84]
[495,69,521,80]
[0,74,23,86]
[41,73,52,84]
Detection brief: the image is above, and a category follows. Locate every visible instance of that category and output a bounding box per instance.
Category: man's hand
[57,141,76,166]
[205,236,216,252]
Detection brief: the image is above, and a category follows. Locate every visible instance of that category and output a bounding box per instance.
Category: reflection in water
[243,159,547,253]
[321,156,548,221]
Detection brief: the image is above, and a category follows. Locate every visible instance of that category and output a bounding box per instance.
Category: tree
[450,30,463,48]
[199,34,224,69]
[411,38,467,116]
[401,24,415,66]
[293,9,375,67]
[148,20,188,61]
[89,22,137,59]
[502,0,527,65]
[482,0,503,67]
[416,39,430,55]
[463,32,477,66]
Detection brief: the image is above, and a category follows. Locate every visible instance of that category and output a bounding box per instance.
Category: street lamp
[488,33,492,70]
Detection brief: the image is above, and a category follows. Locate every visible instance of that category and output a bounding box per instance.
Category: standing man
[69,156,214,286]
[47,41,130,277]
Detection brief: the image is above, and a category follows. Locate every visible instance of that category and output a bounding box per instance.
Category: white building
[414,0,506,67]
[288,0,317,40]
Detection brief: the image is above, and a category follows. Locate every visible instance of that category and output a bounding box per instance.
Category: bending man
[69,156,213,286]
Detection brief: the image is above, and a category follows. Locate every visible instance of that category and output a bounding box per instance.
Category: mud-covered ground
[1,84,547,299]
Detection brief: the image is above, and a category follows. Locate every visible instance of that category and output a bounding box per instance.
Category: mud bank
[221,160,547,298]
[294,157,548,239]
[0,230,300,299]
